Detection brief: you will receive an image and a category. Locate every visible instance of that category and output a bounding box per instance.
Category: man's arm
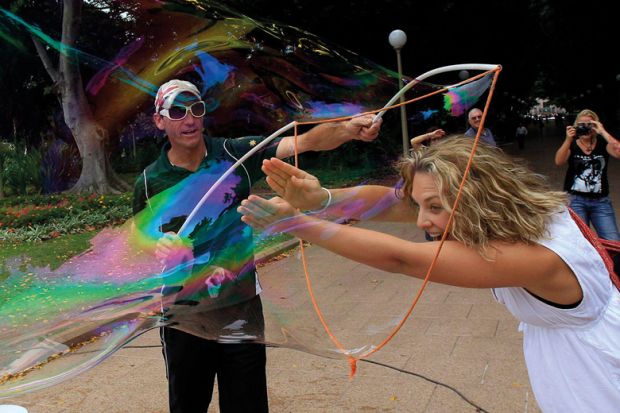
[275,114,381,158]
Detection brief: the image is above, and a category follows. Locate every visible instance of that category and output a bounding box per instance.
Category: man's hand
[261,158,327,211]
[276,113,383,157]
[205,267,236,298]
[155,232,194,268]
[345,113,382,142]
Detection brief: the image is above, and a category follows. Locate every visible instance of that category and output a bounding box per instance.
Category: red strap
[600,238,620,253]
[568,208,620,292]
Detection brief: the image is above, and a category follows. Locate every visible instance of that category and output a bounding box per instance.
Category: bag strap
[568,208,620,292]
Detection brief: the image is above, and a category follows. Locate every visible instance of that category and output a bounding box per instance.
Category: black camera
[575,123,592,136]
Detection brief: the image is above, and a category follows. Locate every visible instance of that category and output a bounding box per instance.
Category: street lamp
[389,29,409,156]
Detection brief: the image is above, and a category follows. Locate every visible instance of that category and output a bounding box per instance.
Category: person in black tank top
[554,109,620,241]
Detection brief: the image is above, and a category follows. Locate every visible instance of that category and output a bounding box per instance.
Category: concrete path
[3,124,619,412]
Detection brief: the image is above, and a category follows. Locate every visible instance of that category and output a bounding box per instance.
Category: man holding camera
[555,109,620,241]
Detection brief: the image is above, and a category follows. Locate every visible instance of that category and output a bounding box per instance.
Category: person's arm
[275,114,381,158]
[592,120,620,159]
[238,196,580,304]
[261,157,415,221]
[410,129,446,149]
[554,125,575,166]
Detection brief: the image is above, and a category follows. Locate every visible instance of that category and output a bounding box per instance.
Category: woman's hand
[590,120,605,135]
[566,125,576,140]
[238,195,299,233]
[262,158,328,211]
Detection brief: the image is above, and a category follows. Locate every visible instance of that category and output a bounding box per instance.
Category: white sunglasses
[159,101,206,120]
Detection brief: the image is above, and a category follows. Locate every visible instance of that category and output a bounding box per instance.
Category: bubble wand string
[294,64,502,377]
[174,64,501,377]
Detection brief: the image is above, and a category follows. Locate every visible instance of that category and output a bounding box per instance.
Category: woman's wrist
[308,187,332,213]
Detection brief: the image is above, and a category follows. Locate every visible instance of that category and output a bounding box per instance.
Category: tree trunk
[35,0,128,194]
[0,158,4,199]
[66,116,128,194]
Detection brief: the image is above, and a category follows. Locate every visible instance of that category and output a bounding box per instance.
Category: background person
[133,78,382,413]
[515,122,528,150]
[464,108,497,146]
[554,108,620,241]
[238,136,620,413]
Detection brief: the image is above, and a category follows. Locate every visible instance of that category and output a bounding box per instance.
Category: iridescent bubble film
[443,73,494,116]
[0,0,496,397]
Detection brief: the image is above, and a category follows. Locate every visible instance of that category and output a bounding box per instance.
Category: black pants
[161,296,268,413]
[516,134,526,149]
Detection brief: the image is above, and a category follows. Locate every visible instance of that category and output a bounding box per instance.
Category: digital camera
[575,123,592,136]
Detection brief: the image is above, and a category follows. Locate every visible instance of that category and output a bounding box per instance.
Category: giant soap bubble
[0,0,499,397]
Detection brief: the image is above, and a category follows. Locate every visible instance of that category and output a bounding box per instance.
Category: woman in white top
[238,136,620,412]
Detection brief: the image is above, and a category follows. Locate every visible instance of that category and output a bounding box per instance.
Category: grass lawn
[0,231,96,277]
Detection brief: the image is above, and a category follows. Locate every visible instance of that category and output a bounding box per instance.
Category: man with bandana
[133,79,381,413]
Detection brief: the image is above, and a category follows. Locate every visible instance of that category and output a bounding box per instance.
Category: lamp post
[389,29,409,156]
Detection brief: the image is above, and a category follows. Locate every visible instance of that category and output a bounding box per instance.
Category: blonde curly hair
[398,136,567,255]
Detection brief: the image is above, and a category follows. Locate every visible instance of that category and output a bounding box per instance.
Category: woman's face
[411,172,451,239]
[575,115,596,138]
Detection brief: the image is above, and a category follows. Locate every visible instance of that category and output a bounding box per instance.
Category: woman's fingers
[269,158,307,177]
[239,196,277,223]
[239,196,296,232]
[266,176,285,194]
[239,197,271,218]
[262,165,294,193]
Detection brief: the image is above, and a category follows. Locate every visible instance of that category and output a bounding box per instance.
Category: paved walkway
[3,125,620,412]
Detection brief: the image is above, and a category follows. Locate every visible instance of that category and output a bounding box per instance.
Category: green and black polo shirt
[132,134,283,308]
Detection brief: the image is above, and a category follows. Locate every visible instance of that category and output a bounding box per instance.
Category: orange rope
[295,70,495,127]
[292,120,358,374]
[290,67,502,377]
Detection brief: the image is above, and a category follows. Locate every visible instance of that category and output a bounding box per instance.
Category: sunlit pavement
[3,123,619,412]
